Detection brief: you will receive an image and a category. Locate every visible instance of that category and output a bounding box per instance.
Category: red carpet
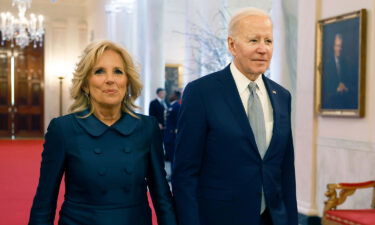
[0,140,158,225]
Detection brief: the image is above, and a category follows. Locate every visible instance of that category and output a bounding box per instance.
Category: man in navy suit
[172,7,298,225]
[149,88,168,130]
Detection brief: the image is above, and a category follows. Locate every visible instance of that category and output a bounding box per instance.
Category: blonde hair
[228,7,272,37]
[69,40,142,118]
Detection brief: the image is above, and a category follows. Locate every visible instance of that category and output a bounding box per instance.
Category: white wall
[295,0,375,216]
[316,0,375,214]
[86,0,108,42]
[40,0,88,129]
[295,0,320,215]
[164,0,185,66]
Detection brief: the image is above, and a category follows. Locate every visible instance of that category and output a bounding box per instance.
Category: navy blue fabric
[164,101,181,162]
[149,99,166,127]
[29,111,177,225]
[172,65,298,225]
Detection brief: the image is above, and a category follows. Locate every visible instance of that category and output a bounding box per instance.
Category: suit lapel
[216,65,259,154]
[262,76,281,160]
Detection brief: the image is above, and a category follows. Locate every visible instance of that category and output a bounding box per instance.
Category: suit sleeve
[147,117,177,225]
[149,101,155,116]
[28,118,65,225]
[172,82,207,225]
[281,92,298,225]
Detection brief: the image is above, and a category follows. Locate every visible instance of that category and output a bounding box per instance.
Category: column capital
[105,0,135,14]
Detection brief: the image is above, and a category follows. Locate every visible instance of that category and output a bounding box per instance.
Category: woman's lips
[103,89,118,94]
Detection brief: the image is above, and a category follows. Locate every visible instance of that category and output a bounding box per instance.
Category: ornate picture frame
[315,9,367,117]
[165,64,183,100]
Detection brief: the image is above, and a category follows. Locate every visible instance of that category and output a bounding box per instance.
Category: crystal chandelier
[0,0,45,48]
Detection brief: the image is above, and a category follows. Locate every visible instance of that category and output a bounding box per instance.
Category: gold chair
[322,180,375,225]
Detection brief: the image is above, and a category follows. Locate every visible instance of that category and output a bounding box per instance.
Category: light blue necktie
[248,82,267,214]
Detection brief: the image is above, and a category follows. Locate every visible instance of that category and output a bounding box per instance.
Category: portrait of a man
[321,20,359,110]
[318,10,366,116]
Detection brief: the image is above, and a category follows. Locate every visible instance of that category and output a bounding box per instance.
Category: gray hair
[228,7,272,37]
[335,33,343,41]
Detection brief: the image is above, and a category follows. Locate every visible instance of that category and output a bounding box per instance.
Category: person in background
[172,7,297,225]
[149,88,168,131]
[28,40,177,225]
[163,90,181,166]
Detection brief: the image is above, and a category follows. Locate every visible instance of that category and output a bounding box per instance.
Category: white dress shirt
[157,97,167,109]
[230,63,274,150]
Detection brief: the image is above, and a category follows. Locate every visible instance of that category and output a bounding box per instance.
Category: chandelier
[0,0,45,48]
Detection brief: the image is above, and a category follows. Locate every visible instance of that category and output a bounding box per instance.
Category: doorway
[0,38,44,138]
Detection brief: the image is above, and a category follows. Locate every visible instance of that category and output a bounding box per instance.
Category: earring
[84,92,90,101]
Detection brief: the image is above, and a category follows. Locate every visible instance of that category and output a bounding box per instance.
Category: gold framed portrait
[315,9,367,117]
[165,64,183,100]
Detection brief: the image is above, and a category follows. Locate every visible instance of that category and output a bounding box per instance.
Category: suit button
[123,148,131,153]
[101,189,108,195]
[94,148,102,154]
[98,168,107,176]
[124,168,133,175]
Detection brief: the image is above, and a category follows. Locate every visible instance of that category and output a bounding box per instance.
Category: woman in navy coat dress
[28,40,177,225]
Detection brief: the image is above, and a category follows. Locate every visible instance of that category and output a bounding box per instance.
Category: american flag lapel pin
[272,90,277,94]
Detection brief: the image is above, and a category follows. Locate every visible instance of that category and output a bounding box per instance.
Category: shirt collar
[75,109,140,137]
[230,62,267,96]
[156,97,164,102]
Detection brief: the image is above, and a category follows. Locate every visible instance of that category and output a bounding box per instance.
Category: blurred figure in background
[149,88,168,131]
[164,90,181,167]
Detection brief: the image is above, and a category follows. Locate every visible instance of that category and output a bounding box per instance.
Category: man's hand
[337,82,348,93]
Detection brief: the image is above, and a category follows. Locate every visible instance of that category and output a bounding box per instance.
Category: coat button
[124,168,133,175]
[98,168,107,176]
[94,148,102,154]
[122,147,131,153]
[101,189,108,195]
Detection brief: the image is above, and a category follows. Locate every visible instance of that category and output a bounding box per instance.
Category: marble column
[105,0,137,50]
[137,0,165,114]
[105,3,118,42]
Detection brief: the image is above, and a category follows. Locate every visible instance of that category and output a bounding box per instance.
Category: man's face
[228,15,273,79]
[334,36,342,57]
[169,93,176,102]
[158,90,166,99]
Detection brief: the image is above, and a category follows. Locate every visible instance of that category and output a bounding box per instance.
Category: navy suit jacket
[172,65,297,225]
[149,99,166,127]
[164,101,181,144]
[164,101,181,162]
[29,111,177,225]
[322,56,357,109]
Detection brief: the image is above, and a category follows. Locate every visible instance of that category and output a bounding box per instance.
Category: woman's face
[85,50,128,111]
